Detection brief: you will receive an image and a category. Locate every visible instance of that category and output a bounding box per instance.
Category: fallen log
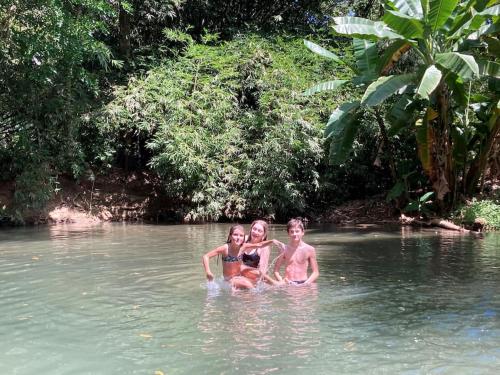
[400,214,476,233]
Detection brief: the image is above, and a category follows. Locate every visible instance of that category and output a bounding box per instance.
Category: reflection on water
[0,223,499,374]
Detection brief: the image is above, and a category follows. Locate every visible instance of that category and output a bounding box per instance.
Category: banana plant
[305,0,499,208]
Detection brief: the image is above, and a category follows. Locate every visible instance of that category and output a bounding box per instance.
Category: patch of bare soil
[0,168,180,225]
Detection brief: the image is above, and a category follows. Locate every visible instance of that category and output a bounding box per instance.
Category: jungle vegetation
[0,0,498,223]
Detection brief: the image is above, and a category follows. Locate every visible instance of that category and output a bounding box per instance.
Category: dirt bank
[0,169,181,225]
[0,169,400,226]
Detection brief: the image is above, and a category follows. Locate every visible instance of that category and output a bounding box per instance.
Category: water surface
[0,223,499,374]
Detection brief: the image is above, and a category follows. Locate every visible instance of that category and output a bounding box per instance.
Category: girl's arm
[202,245,226,281]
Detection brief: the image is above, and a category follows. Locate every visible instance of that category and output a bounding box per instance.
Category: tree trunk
[374,108,397,182]
[119,2,131,59]
[431,83,454,209]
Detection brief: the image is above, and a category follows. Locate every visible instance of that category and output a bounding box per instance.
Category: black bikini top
[242,251,260,268]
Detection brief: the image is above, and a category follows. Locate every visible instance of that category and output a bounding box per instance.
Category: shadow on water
[316,226,488,283]
[315,226,499,334]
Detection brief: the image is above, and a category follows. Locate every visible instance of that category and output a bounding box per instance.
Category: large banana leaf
[303,80,348,96]
[450,13,489,38]
[324,101,360,138]
[303,40,342,63]
[332,17,404,40]
[383,10,424,38]
[429,0,459,32]
[469,20,500,39]
[361,74,415,106]
[325,102,361,164]
[386,0,423,19]
[353,39,378,79]
[416,65,442,99]
[449,5,499,39]
[478,60,500,78]
[435,52,479,80]
[478,4,500,16]
[378,40,412,74]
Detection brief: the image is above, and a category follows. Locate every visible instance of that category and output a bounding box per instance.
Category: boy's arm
[202,245,225,281]
[273,253,285,282]
[304,248,319,285]
[258,246,270,276]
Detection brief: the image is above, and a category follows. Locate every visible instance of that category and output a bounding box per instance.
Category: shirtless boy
[273,218,319,285]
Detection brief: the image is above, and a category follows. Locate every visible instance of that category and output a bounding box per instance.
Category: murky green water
[0,223,499,374]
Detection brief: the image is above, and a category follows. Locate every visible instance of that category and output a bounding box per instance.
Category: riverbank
[0,172,400,226]
[0,169,498,230]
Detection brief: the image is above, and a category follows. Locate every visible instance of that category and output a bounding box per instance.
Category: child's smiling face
[230,228,245,246]
[250,223,266,242]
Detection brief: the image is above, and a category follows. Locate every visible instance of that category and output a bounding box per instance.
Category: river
[0,223,499,374]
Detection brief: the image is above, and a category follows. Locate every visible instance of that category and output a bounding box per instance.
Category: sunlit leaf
[435,52,479,80]
[332,17,405,40]
[303,40,342,63]
[383,10,424,38]
[303,80,348,96]
[428,0,459,31]
[361,74,415,106]
[386,0,424,19]
[416,65,442,99]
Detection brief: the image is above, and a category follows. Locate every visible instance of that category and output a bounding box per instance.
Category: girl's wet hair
[227,224,245,243]
[247,220,268,242]
[287,218,304,232]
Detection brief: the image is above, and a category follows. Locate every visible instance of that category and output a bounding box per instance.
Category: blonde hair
[247,220,268,242]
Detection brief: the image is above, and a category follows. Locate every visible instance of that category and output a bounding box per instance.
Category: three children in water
[202,218,319,289]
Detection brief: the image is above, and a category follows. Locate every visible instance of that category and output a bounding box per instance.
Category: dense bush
[100,33,354,221]
[456,199,500,230]
[0,0,118,217]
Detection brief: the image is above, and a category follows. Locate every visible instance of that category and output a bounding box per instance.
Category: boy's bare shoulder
[300,242,316,253]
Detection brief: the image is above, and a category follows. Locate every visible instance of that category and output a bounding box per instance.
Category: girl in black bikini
[238,220,280,285]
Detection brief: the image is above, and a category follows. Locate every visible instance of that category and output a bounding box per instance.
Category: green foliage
[100,33,348,221]
[308,0,500,208]
[404,191,434,217]
[0,0,119,216]
[456,199,500,230]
